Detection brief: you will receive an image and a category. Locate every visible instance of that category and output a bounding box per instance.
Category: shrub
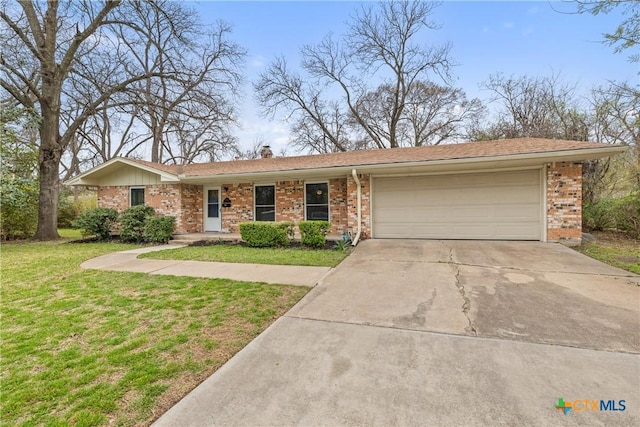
[239,221,293,247]
[143,216,176,244]
[583,193,640,238]
[120,205,155,243]
[614,193,640,238]
[57,190,97,228]
[72,207,119,240]
[0,176,38,240]
[298,220,331,248]
[583,199,617,231]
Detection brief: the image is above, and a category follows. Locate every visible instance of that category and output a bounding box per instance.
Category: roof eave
[177,145,626,183]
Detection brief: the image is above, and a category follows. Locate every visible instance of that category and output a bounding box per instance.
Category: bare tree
[584,81,640,203]
[1,0,244,239]
[474,73,589,141]
[255,0,455,152]
[112,1,244,164]
[353,81,485,147]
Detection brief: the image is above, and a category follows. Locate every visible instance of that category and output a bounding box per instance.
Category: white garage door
[373,169,542,240]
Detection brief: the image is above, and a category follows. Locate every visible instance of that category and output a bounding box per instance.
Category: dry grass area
[1,240,309,426]
[575,231,640,275]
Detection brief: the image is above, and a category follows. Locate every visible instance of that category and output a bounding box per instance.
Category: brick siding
[221,183,255,232]
[97,184,202,234]
[547,162,582,243]
[347,173,371,239]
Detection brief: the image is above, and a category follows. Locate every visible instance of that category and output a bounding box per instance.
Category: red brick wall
[347,173,371,239]
[329,178,349,234]
[97,184,202,234]
[179,184,203,233]
[547,162,582,243]
[276,180,304,223]
[221,183,254,232]
[97,177,367,236]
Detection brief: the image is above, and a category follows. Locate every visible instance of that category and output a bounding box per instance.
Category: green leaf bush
[0,176,38,240]
[143,216,176,244]
[583,193,640,238]
[72,207,119,240]
[239,221,293,247]
[120,205,155,243]
[298,220,331,248]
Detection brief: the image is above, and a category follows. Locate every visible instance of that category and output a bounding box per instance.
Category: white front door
[204,187,221,231]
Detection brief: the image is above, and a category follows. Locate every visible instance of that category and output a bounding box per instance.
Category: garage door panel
[373,170,542,240]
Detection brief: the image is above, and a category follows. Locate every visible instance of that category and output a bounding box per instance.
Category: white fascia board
[65,157,179,186]
[177,145,626,184]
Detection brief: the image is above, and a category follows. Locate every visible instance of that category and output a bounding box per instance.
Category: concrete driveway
[154,240,640,426]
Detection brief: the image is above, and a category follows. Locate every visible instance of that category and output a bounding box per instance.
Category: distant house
[67,138,624,244]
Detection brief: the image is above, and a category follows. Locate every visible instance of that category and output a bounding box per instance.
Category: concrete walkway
[80,246,331,287]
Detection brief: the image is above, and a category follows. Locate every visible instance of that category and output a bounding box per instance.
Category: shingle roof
[127,138,617,178]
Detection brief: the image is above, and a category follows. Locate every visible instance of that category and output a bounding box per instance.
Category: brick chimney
[260,145,273,159]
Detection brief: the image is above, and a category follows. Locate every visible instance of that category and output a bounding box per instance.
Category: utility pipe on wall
[351,169,362,246]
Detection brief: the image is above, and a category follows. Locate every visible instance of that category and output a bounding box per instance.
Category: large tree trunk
[34,114,62,240]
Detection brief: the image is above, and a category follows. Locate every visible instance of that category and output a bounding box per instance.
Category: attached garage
[372,169,542,240]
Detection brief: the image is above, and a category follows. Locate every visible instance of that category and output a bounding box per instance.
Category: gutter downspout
[351,169,362,246]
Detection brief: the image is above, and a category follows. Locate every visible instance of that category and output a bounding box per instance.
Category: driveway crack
[453,262,477,336]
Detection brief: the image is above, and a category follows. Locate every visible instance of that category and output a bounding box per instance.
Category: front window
[305,183,329,220]
[255,185,275,221]
[130,187,145,206]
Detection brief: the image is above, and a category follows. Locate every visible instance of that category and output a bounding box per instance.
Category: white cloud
[523,27,534,37]
[503,22,514,30]
[527,6,539,15]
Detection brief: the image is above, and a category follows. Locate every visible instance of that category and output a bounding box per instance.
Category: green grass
[58,228,84,239]
[575,242,640,274]
[1,240,309,426]
[140,244,350,267]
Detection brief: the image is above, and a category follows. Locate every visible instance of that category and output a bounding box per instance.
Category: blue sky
[194,1,638,153]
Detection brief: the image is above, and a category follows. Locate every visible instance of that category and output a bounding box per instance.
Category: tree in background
[256,0,481,152]
[472,73,589,141]
[1,0,244,240]
[574,0,639,63]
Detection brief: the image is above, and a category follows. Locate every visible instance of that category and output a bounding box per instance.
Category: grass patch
[58,228,84,239]
[1,240,309,426]
[575,231,640,275]
[140,244,350,267]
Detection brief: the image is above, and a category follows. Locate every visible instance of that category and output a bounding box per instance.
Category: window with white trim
[130,187,145,206]
[255,185,275,221]
[305,182,329,220]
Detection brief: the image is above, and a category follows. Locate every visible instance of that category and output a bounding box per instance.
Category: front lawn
[1,241,309,426]
[140,243,350,267]
[574,231,640,275]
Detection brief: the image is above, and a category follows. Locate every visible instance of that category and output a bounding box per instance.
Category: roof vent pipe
[260,145,273,159]
[351,169,362,246]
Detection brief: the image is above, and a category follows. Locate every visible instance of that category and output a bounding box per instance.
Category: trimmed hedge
[143,216,176,244]
[72,208,119,240]
[120,205,155,243]
[239,221,294,247]
[298,220,331,248]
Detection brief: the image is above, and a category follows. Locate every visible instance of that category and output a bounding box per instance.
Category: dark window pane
[208,189,219,204]
[255,207,275,221]
[131,188,145,206]
[208,203,219,218]
[306,183,328,205]
[307,205,329,221]
[255,185,275,206]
